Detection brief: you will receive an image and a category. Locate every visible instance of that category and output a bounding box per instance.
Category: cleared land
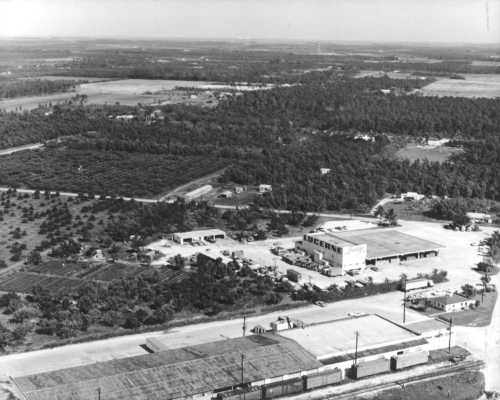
[419,74,500,98]
[395,143,463,163]
[354,70,419,79]
[0,78,274,111]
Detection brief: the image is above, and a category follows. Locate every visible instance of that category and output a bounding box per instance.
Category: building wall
[298,234,366,272]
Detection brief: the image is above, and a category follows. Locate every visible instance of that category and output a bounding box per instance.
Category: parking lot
[146,220,496,291]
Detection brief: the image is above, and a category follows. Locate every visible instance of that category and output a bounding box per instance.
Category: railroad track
[323,360,484,400]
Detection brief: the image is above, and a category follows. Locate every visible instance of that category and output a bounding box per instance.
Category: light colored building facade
[297,233,367,273]
[428,294,475,312]
[172,229,226,244]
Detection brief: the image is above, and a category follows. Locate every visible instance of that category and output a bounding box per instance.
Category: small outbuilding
[428,294,475,312]
[259,184,273,193]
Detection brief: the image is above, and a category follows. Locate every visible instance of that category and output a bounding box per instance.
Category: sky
[0,0,498,43]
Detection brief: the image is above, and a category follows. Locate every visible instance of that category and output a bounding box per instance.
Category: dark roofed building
[14,335,322,400]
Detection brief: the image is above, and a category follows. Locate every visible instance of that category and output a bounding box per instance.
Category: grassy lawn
[381,199,438,222]
[362,370,484,400]
[437,291,498,327]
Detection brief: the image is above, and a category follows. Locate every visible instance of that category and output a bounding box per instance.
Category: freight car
[350,357,390,379]
[219,387,263,400]
[304,368,343,390]
[263,378,304,399]
[390,350,429,371]
[217,369,344,400]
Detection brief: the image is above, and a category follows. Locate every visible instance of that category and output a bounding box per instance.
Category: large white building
[297,233,367,273]
[296,228,442,274]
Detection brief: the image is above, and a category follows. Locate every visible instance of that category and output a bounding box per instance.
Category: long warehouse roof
[330,229,443,260]
[14,335,321,400]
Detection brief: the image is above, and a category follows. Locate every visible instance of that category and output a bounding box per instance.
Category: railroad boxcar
[263,378,304,399]
[217,387,263,400]
[390,350,429,371]
[350,358,390,379]
[304,368,343,390]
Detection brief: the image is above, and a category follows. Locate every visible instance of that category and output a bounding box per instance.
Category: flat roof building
[14,335,322,400]
[297,233,367,273]
[278,315,419,361]
[428,294,476,313]
[297,228,443,272]
[172,229,226,244]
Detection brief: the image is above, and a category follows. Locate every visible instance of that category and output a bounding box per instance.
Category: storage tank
[390,350,429,370]
[305,369,343,390]
[351,358,390,379]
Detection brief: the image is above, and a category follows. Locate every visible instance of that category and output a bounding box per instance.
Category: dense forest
[0,79,80,99]
[1,73,500,209]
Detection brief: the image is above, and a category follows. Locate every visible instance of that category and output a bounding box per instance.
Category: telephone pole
[241,354,245,386]
[242,315,247,337]
[97,387,101,400]
[354,331,359,366]
[403,278,407,323]
[448,318,453,354]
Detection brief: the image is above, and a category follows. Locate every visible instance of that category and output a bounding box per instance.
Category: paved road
[0,290,426,377]
[0,143,43,156]
[0,186,376,222]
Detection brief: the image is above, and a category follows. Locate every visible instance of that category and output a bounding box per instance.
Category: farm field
[0,272,88,294]
[0,263,189,294]
[0,78,275,112]
[418,73,500,98]
[0,149,230,197]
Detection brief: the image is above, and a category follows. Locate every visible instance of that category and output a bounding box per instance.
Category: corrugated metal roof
[15,335,321,400]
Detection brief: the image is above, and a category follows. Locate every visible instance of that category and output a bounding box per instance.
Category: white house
[428,294,475,312]
[466,212,492,224]
[259,184,273,193]
[320,168,331,175]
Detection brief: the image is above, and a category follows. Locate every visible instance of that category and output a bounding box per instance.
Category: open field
[0,78,276,112]
[395,142,463,163]
[419,74,500,98]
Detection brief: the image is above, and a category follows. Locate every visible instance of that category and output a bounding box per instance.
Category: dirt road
[0,143,43,156]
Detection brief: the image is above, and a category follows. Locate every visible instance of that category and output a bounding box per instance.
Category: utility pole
[448,318,453,354]
[97,387,101,400]
[403,278,407,324]
[241,354,245,386]
[354,331,359,366]
[242,315,247,337]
